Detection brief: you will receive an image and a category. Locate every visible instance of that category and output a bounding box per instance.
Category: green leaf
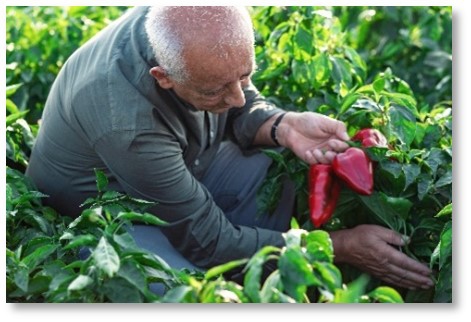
[339,92,360,115]
[256,174,283,217]
[13,266,30,292]
[94,169,109,192]
[278,247,316,302]
[260,271,282,303]
[261,148,286,166]
[282,228,305,248]
[69,208,106,229]
[333,274,369,303]
[312,52,330,87]
[6,98,19,115]
[116,212,168,226]
[436,203,452,218]
[439,221,452,270]
[389,104,417,147]
[417,174,433,200]
[344,46,367,80]
[352,97,382,112]
[435,169,452,188]
[16,190,48,205]
[290,217,300,229]
[93,237,120,278]
[22,244,58,270]
[415,217,443,233]
[403,163,421,191]
[204,258,248,280]
[113,232,140,251]
[6,110,29,127]
[424,148,447,174]
[68,275,93,292]
[304,230,334,263]
[373,77,385,94]
[28,275,51,295]
[63,234,97,250]
[117,260,148,295]
[382,92,418,115]
[243,255,264,302]
[430,241,440,269]
[6,83,23,97]
[368,286,404,303]
[380,160,403,179]
[312,261,342,292]
[291,58,309,85]
[294,24,312,56]
[433,261,452,303]
[101,191,124,201]
[49,272,75,294]
[331,56,352,88]
[359,193,401,230]
[385,195,414,220]
[161,285,193,303]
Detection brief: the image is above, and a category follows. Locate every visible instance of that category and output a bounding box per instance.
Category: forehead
[183,44,255,88]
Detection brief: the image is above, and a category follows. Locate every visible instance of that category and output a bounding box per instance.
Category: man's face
[168,45,255,114]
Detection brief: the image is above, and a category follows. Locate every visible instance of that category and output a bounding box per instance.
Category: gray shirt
[26,6,286,268]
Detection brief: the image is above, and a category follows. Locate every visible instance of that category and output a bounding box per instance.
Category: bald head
[145,6,255,83]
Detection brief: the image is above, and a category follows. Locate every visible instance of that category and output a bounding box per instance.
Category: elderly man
[26,6,433,291]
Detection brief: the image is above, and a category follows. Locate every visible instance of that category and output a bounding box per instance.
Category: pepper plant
[252,6,452,303]
[6,166,403,303]
[6,6,451,303]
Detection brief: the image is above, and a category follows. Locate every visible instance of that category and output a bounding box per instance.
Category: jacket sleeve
[226,82,285,152]
[93,129,285,268]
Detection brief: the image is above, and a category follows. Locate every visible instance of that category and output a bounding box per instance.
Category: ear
[149,66,175,89]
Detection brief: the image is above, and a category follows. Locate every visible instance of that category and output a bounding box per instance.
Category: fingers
[386,263,435,290]
[364,249,434,290]
[319,114,349,141]
[305,149,337,164]
[328,139,350,152]
[349,225,435,290]
[374,225,407,247]
[304,139,349,164]
[381,246,434,289]
[387,245,432,277]
[334,122,349,141]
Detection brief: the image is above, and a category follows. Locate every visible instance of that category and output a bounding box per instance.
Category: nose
[224,81,246,108]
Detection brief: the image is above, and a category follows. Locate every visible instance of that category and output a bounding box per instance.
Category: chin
[197,105,232,114]
[212,106,233,114]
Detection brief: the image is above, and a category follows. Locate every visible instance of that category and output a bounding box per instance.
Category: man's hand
[277,112,350,164]
[329,224,435,290]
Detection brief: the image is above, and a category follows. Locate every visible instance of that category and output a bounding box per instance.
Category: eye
[202,89,224,97]
[240,74,251,85]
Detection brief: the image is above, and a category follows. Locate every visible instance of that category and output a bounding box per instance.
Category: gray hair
[144,6,255,83]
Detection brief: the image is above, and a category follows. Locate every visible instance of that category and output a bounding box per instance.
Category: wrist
[272,112,294,148]
[270,112,287,147]
[328,229,351,264]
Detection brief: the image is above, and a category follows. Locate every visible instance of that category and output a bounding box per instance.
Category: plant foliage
[5,6,451,303]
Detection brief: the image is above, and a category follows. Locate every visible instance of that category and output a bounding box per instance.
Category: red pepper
[309,164,341,228]
[332,147,373,195]
[352,128,387,148]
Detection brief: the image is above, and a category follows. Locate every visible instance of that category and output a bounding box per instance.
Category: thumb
[334,120,349,141]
